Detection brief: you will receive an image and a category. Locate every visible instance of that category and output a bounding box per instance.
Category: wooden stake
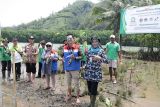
[12,52,17,107]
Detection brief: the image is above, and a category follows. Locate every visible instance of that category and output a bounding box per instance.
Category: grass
[56,58,160,107]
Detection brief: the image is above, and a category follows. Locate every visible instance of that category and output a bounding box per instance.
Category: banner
[120,4,160,34]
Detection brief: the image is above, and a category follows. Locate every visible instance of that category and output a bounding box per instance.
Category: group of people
[0,34,121,107]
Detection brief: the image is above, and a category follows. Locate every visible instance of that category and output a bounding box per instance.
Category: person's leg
[43,74,50,89]
[90,81,98,107]
[31,63,36,83]
[37,62,42,78]
[72,71,80,103]
[26,63,31,82]
[16,62,21,81]
[109,67,113,81]
[1,61,7,80]
[87,81,92,106]
[18,62,21,79]
[15,63,18,80]
[51,74,56,90]
[65,71,72,101]
[113,60,118,83]
[7,60,11,81]
[87,81,92,95]
[108,60,113,81]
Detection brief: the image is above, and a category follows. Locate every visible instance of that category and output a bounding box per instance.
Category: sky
[0,0,99,27]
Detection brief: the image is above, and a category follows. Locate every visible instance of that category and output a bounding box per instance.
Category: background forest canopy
[1,0,160,47]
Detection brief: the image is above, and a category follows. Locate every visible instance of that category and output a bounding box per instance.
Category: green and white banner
[120,4,160,34]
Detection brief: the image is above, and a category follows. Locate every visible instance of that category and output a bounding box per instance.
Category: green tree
[92,0,153,36]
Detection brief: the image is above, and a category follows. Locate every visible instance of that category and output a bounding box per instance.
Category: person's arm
[52,52,59,61]
[92,50,108,63]
[101,50,109,63]
[33,46,38,55]
[75,48,82,60]
[41,51,46,60]
[23,45,27,56]
[118,44,122,62]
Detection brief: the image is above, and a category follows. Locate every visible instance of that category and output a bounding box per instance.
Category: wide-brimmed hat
[46,42,52,46]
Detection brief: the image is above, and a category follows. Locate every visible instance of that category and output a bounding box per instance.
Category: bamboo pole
[12,52,17,107]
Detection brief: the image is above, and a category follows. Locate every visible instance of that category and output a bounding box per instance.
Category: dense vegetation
[1,0,160,60]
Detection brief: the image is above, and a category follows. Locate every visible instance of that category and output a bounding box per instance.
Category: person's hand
[59,57,63,61]
[92,55,101,61]
[71,54,75,60]
[118,59,122,65]
[42,75,45,79]
[85,48,88,54]
[52,58,58,61]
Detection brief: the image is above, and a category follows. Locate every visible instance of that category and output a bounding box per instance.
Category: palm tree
[92,0,153,36]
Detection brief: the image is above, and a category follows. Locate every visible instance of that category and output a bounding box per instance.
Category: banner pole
[119,34,122,50]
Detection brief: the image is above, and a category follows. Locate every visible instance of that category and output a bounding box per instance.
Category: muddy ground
[0,59,160,107]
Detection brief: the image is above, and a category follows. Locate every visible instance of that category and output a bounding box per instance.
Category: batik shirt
[24,44,37,63]
[84,46,108,82]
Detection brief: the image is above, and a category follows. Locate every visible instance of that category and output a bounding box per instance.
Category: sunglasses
[46,45,51,47]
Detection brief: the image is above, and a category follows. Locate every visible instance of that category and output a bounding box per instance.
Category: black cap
[91,36,100,42]
[2,38,9,43]
[29,36,35,39]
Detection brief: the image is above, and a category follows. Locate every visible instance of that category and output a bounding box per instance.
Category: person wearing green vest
[36,40,46,78]
[105,35,121,84]
[10,38,23,81]
[80,38,88,68]
[1,38,11,82]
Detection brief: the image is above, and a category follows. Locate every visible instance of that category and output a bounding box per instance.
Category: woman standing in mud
[84,36,108,107]
[42,42,58,90]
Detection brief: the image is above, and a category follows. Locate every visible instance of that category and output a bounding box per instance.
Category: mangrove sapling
[106,91,136,104]
[140,92,146,98]
[155,65,160,89]
[115,96,122,107]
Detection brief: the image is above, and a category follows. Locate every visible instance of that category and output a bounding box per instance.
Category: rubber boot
[91,95,96,107]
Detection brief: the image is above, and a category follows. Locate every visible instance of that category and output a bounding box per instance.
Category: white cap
[46,42,52,46]
[110,35,115,38]
[67,35,73,41]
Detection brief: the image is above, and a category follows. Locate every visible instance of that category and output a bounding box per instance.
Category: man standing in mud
[10,38,23,81]
[36,40,46,78]
[0,38,11,82]
[24,36,38,83]
[62,34,82,104]
[105,35,121,84]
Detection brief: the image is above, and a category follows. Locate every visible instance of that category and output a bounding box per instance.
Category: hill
[14,0,106,30]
